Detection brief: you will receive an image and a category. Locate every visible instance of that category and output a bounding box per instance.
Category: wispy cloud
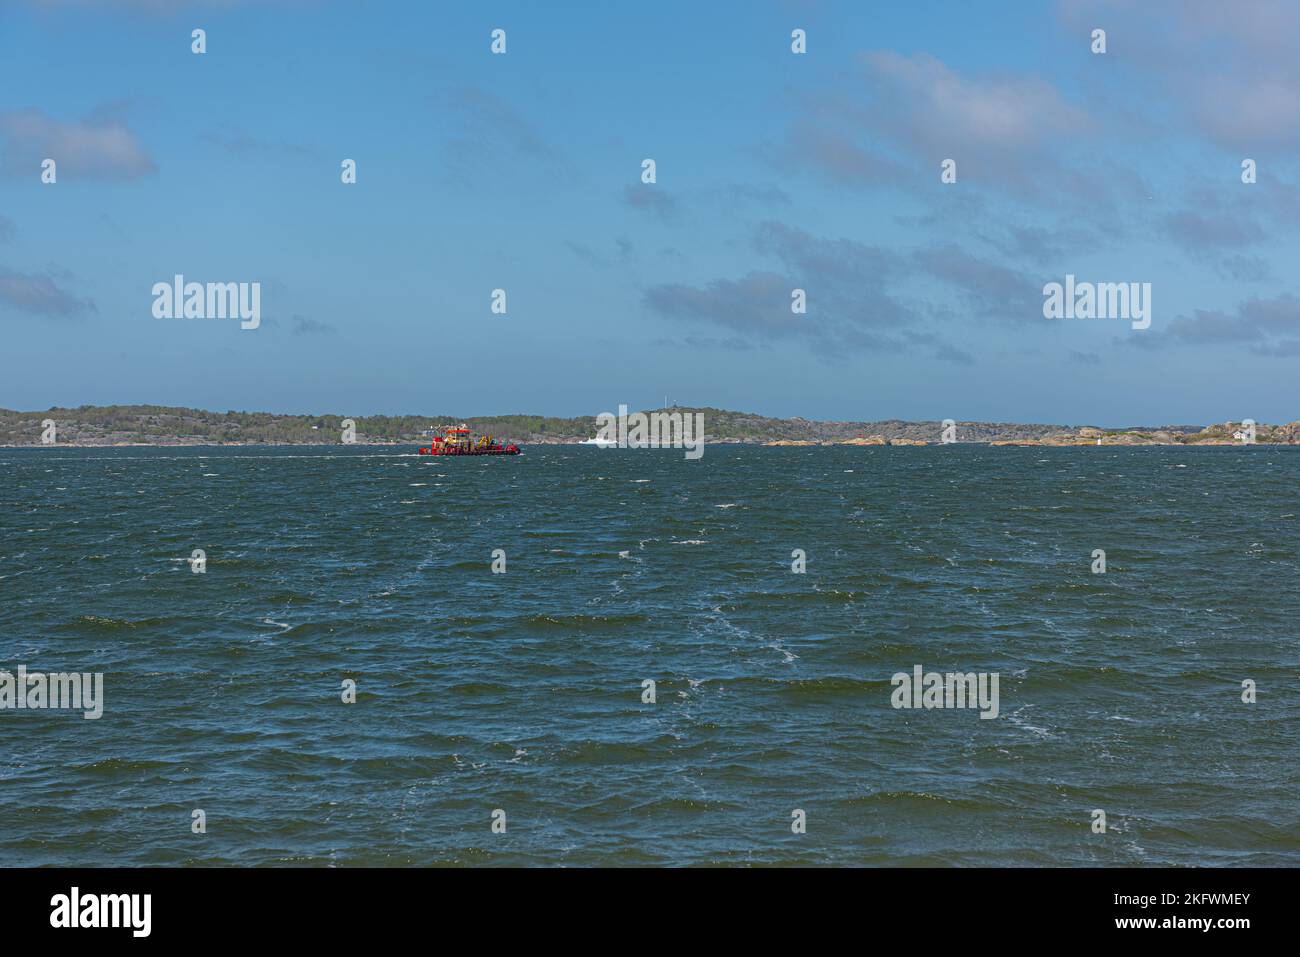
[1129,293,1300,354]
[1156,177,1297,281]
[861,50,1089,156]
[198,122,310,157]
[566,237,634,268]
[291,314,334,335]
[435,86,567,185]
[28,0,284,10]
[622,184,676,219]
[1058,0,1300,148]
[644,222,969,359]
[723,182,791,207]
[0,268,96,319]
[645,270,799,338]
[773,50,1113,208]
[0,108,155,180]
[912,243,1041,322]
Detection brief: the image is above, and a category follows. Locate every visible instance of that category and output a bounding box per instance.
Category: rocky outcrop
[841,435,887,446]
[986,422,1300,447]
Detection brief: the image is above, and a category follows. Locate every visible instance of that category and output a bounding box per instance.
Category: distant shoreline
[2,404,1295,447]
[2,437,1295,450]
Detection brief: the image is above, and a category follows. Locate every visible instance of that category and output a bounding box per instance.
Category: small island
[1,405,1294,448]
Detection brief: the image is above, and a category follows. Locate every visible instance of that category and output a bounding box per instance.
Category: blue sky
[2,0,1298,426]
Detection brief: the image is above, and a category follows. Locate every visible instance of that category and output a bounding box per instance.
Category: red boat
[419,425,520,456]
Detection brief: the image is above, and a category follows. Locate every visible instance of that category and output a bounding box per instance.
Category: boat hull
[418,446,520,456]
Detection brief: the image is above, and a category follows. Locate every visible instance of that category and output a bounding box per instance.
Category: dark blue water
[2,445,1298,865]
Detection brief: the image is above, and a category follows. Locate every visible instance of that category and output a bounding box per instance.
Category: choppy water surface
[1,445,1298,866]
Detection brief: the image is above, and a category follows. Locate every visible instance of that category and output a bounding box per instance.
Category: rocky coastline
[2,406,1295,447]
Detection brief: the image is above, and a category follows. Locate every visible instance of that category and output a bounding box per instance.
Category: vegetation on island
[1,404,1296,446]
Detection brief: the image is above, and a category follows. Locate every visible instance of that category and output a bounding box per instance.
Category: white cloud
[0,109,156,180]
